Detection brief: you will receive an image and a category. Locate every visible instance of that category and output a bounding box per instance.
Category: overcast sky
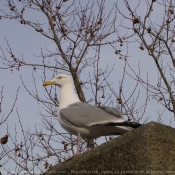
[0,0,174,173]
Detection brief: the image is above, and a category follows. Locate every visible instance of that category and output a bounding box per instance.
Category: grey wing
[98,106,123,119]
[59,102,124,127]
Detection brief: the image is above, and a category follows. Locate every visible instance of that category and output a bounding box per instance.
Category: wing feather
[59,102,124,127]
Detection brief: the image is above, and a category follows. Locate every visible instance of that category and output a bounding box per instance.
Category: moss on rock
[41,122,175,175]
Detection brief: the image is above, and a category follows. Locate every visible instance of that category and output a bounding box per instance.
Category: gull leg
[75,133,81,155]
[66,134,81,161]
[87,139,94,151]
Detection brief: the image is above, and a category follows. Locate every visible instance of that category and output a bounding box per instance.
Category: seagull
[43,74,141,157]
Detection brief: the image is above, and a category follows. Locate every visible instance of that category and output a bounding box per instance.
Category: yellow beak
[43,81,55,86]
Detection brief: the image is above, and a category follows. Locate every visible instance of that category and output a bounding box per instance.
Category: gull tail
[88,122,142,139]
[108,121,142,135]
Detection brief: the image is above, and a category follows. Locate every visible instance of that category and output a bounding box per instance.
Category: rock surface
[41,122,175,175]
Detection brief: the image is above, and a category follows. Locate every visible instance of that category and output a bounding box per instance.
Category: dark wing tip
[104,121,142,128]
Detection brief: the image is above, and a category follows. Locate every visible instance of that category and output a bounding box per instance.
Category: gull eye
[58,76,62,79]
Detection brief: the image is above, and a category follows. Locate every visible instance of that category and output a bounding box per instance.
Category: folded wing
[59,102,141,128]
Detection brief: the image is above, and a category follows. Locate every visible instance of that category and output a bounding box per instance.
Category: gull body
[43,74,141,155]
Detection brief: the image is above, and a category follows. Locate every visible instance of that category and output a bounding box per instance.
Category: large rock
[41,122,175,175]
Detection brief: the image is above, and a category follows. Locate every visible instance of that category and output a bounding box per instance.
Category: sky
[0,0,174,173]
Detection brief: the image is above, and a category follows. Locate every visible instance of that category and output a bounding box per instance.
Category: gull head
[43,74,73,87]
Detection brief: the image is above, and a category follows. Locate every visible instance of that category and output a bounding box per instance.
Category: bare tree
[116,0,175,116]
[1,0,172,174]
[0,86,19,126]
